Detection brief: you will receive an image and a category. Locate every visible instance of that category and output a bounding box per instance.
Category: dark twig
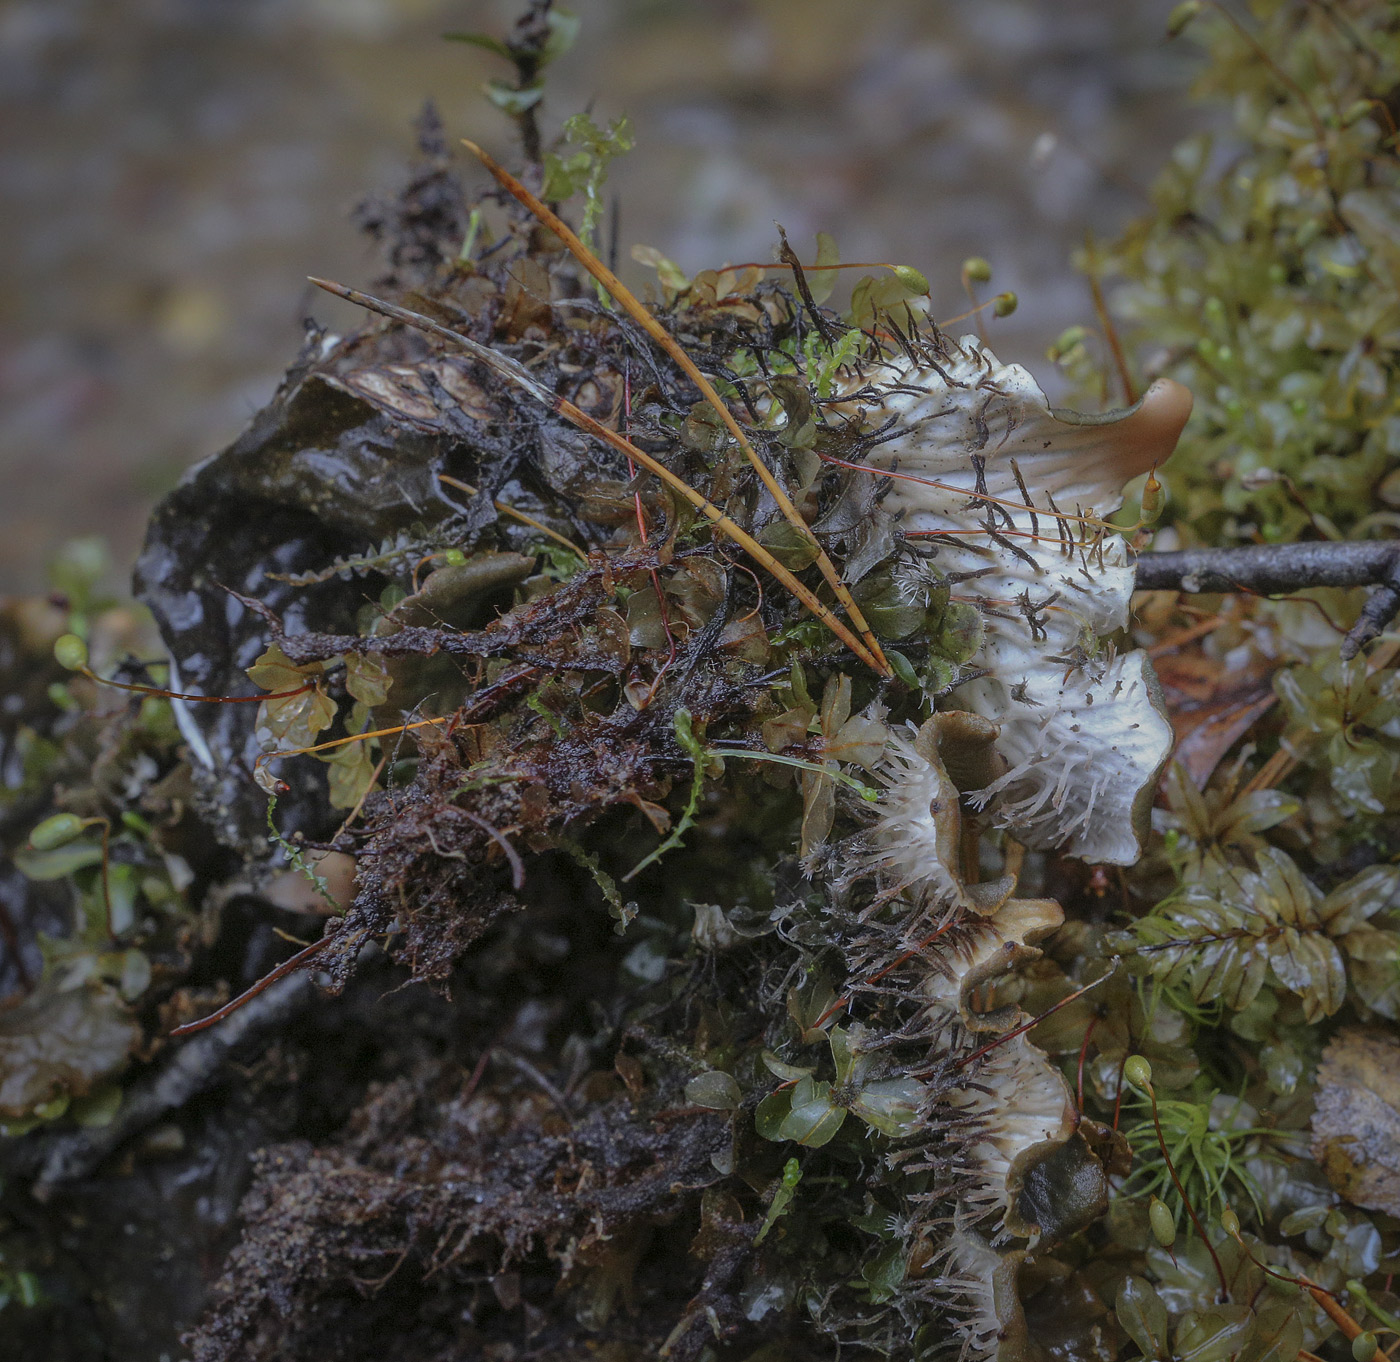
[1134,542,1400,659]
[1343,555,1400,658]
[505,0,555,165]
[24,974,315,1192]
[777,224,836,346]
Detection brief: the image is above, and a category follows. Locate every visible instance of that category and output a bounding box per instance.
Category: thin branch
[1134,542,1400,658]
[28,973,315,1190]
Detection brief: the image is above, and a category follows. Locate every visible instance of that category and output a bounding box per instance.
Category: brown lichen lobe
[1049,376,1195,490]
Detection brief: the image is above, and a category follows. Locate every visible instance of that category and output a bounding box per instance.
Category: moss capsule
[1124,1054,1153,1090]
[1354,1333,1378,1362]
[961,257,992,284]
[29,812,86,851]
[1221,1207,1240,1237]
[1140,469,1165,525]
[53,633,88,671]
[993,291,1018,318]
[1167,1,1203,37]
[1149,1195,1177,1247]
[1048,325,1088,362]
[893,265,929,295]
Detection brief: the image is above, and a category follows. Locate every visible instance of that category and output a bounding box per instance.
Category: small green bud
[1221,1207,1240,1237]
[1354,1333,1379,1362]
[893,264,929,295]
[1342,99,1375,128]
[1268,263,1287,283]
[1149,1195,1177,1247]
[1216,345,1233,362]
[54,633,88,671]
[993,291,1018,318]
[1204,296,1226,323]
[1123,1054,1153,1090]
[1048,326,1088,364]
[14,1271,40,1309]
[29,812,86,851]
[886,649,920,690]
[441,548,468,567]
[962,256,992,284]
[1167,1,1203,38]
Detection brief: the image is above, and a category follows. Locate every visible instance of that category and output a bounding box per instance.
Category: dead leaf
[1311,1027,1400,1216]
[0,982,140,1120]
[345,653,391,708]
[1173,688,1277,788]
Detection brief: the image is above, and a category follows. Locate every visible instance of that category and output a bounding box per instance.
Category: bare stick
[1135,541,1400,659]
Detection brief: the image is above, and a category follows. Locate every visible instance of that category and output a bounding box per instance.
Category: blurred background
[0,0,1205,593]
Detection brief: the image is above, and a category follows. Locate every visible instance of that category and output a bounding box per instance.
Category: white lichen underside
[848,335,1188,864]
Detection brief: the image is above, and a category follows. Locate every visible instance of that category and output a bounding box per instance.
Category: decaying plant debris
[4,3,1400,1361]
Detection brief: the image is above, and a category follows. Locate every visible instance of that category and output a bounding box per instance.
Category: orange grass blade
[1083,232,1137,405]
[254,714,450,786]
[437,472,586,560]
[1296,1278,1396,1362]
[461,138,891,678]
[308,278,884,673]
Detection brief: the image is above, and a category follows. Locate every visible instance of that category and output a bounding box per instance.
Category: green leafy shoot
[754,1157,803,1245]
[543,113,634,253]
[1119,1088,1274,1222]
[804,325,864,400]
[559,836,636,935]
[623,708,707,882]
[266,795,339,912]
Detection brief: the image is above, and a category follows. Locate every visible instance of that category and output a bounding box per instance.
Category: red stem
[83,669,313,705]
[170,936,331,1037]
[952,970,1113,1071]
[1147,1082,1230,1298]
[813,918,959,1029]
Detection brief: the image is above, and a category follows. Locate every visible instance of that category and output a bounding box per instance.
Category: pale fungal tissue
[857,714,1104,1360]
[847,335,1192,864]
